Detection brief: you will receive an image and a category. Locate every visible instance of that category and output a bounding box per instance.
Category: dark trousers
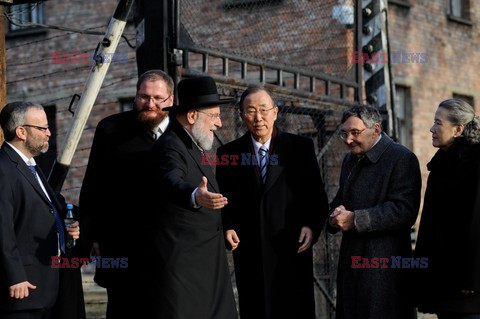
[1,308,52,319]
[106,286,136,319]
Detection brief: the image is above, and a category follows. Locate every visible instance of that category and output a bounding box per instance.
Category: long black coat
[415,138,480,313]
[79,110,159,317]
[150,119,237,319]
[327,133,421,319]
[80,110,157,288]
[216,129,329,319]
[0,144,60,312]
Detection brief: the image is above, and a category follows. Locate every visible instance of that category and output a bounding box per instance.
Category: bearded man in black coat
[79,70,174,318]
[151,76,237,319]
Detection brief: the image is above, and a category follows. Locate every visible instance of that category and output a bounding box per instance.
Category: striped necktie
[28,165,66,253]
[258,146,268,184]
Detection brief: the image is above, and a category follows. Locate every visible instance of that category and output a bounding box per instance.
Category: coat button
[50,209,54,214]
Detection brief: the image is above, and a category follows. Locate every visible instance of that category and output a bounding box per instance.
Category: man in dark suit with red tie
[0,101,80,319]
[216,87,330,319]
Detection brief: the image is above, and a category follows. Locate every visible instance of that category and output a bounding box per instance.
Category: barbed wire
[8,47,98,67]
[21,72,137,101]
[4,2,39,15]
[5,24,107,51]
[6,65,91,85]
[4,11,136,48]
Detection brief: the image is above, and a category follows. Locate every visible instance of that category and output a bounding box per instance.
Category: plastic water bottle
[64,203,76,248]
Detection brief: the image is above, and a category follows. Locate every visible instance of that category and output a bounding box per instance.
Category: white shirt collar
[5,141,36,166]
[152,116,170,138]
[250,134,272,155]
[373,133,382,147]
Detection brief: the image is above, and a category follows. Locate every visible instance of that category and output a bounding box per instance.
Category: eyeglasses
[196,109,221,120]
[136,93,171,105]
[242,106,276,118]
[338,128,368,140]
[23,124,50,132]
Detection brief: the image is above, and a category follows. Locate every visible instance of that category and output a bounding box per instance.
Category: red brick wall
[6,0,138,204]
[388,0,480,218]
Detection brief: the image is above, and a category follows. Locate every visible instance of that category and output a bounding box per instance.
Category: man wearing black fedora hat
[150,76,237,319]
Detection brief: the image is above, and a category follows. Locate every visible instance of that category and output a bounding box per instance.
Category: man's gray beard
[191,120,214,151]
[26,140,48,157]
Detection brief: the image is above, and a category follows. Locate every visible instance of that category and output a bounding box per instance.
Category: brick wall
[388,0,480,210]
[6,0,138,204]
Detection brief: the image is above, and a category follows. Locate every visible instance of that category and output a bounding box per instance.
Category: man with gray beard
[150,76,237,319]
[79,70,174,318]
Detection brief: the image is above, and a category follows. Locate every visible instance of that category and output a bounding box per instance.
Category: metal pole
[48,0,134,191]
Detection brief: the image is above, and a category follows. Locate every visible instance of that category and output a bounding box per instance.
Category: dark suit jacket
[216,128,329,319]
[0,143,60,312]
[150,118,237,319]
[79,110,157,288]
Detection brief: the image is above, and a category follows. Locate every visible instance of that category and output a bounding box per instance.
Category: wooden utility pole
[0,4,7,143]
[48,0,134,191]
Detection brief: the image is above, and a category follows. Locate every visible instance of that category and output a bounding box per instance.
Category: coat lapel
[171,120,219,193]
[237,133,263,191]
[187,145,219,192]
[264,131,286,193]
[4,145,53,206]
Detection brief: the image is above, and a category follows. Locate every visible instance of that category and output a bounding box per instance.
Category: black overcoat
[0,143,60,312]
[216,129,329,319]
[150,119,237,319]
[415,138,480,313]
[80,110,157,288]
[327,133,421,319]
[79,110,159,317]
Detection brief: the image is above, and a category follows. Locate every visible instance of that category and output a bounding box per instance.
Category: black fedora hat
[164,76,235,112]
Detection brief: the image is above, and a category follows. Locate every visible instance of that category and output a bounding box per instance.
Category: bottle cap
[66,203,74,210]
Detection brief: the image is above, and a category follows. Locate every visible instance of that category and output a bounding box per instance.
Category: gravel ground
[417,312,438,319]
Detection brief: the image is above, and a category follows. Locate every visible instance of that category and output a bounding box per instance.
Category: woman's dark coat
[415,138,480,313]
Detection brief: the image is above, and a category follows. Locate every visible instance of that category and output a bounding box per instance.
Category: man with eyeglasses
[149,76,237,319]
[79,70,174,318]
[327,105,421,319]
[0,102,80,319]
[216,86,329,319]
